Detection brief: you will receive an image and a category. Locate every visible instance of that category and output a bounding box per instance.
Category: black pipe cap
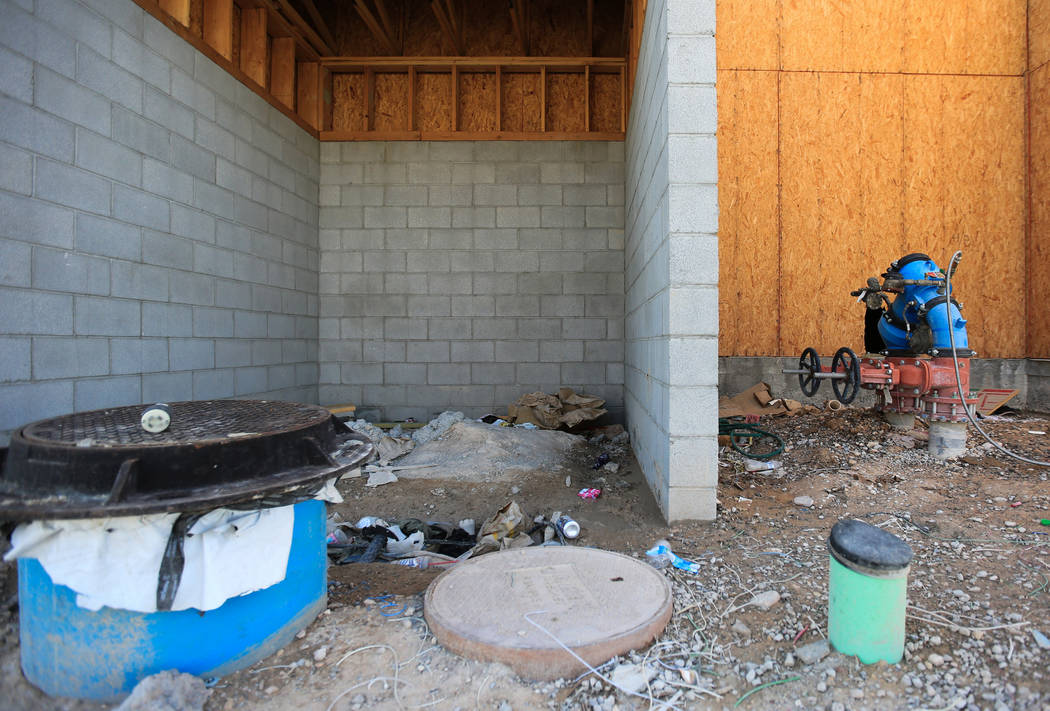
[829,519,914,571]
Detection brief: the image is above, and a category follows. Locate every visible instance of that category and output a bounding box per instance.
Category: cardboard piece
[718,382,799,418]
[506,389,607,430]
[972,388,1020,416]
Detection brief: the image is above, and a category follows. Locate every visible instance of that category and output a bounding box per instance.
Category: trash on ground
[972,388,1020,415]
[1034,629,1050,649]
[578,487,601,499]
[719,382,812,418]
[505,388,607,429]
[793,495,815,507]
[748,590,782,611]
[114,670,209,711]
[365,469,398,487]
[376,435,415,464]
[645,539,702,574]
[745,458,782,472]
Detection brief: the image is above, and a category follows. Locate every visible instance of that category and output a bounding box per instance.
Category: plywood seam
[717,68,1025,78]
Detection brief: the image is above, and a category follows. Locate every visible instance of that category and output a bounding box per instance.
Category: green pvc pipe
[828,553,909,664]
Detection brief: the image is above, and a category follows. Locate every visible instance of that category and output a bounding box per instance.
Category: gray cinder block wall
[625,0,718,521]
[0,0,320,443]
[317,141,626,422]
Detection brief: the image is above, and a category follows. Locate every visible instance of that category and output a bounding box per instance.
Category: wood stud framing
[138,0,630,140]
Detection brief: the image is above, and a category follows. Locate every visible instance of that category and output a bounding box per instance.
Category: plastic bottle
[556,515,581,539]
[393,556,430,569]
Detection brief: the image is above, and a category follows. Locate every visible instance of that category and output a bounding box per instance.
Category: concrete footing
[883,412,916,430]
[928,421,968,460]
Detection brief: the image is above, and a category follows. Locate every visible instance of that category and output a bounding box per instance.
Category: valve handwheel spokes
[799,347,821,397]
[831,347,860,404]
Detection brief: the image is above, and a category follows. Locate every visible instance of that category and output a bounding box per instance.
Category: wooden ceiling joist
[266,0,334,55]
[431,0,465,56]
[508,0,529,55]
[296,0,337,52]
[355,0,399,55]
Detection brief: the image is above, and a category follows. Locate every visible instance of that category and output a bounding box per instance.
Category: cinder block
[112,29,169,91]
[563,185,606,206]
[406,251,451,273]
[0,144,32,197]
[76,46,143,114]
[474,185,517,206]
[213,339,252,368]
[193,180,236,220]
[195,119,236,163]
[0,239,30,287]
[540,340,583,362]
[429,143,474,162]
[474,229,517,250]
[564,273,607,295]
[496,206,540,228]
[143,158,193,204]
[364,163,406,184]
[76,127,142,185]
[170,69,215,121]
[519,273,563,295]
[585,340,624,362]
[516,362,560,384]
[473,318,517,339]
[364,206,407,229]
[111,337,168,374]
[74,375,142,411]
[450,251,493,272]
[142,229,192,270]
[0,381,73,430]
[561,362,606,384]
[167,337,212,370]
[451,341,493,362]
[32,336,109,379]
[408,207,451,228]
[250,339,281,366]
[384,186,428,206]
[474,142,519,162]
[494,339,538,362]
[0,97,74,163]
[541,206,586,228]
[519,229,563,251]
[75,296,140,336]
[112,106,170,163]
[193,243,234,278]
[451,163,495,185]
[516,184,561,206]
[668,286,717,336]
[428,185,472,207]
[142,14,194,73]
[452,207,495,228]
[585,206,624,228]
[340,186,385,207]
[429,273,472,295]
[385,317,428,340]
[540,251,582,272]
[385,362,426,385]
[234,365,268,394]
[584,162,626,184]
[427,363,469,385]
[216,158,253,199]
[0,44,34,104]
[491,252,537,273]
[607,362,625,384]
[0,191,75,249]
[193,307,233,337]
[33,159,110,215]
[450,296,494,317]
[142,302,191,336]
[169,270,215,306]
[362,339,404,362]
[428,318,471,339]
[667,35,717,85]
[668,84,717,135]
[494,295,539,317]
[538,295,585,318]
[386,143,428,162]
[114,185,170,231]
[540,163,584,184]
[32,247,110,295]
[341,363,383,385]
[471,363,515,385]
[408,341,450,362]
[35,66,110,135]
[562,318,606,339]
[585,294,624,317]
[193,368,234,398]
[0,337,31,383]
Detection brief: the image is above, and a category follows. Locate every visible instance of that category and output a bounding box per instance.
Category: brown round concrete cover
[424,546,673,680]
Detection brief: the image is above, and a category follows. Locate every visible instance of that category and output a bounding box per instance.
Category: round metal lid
[424,546,672,680]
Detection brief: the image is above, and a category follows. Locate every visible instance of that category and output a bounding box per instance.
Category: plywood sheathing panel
[781,0,906,73]
[546,72,586,133]
[715,0,779,70]
[593,0,627,57]
[902,75,1025,358]
[778,73,906,356]
[374,72,409,130]
[461,0,517,56]
[529,0,589,56]
[717,70,780,356]
[904,0,1026,75]
[415,72,453,131]
[590,71,622,132]
[332,73,367,131]
[500,72,542,132]
[1033,0,1050,71]
[1029,63,1050,356]
[459,72,498,132]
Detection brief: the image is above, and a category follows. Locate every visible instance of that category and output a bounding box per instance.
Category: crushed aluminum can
[577,488,601,500]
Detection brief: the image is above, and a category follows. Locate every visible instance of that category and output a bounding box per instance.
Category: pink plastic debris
[577,488,601,500]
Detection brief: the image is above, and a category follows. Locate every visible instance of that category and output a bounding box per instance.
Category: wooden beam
[451,65,458,131]
[159,0,190,26]
[495,65,502,131]
[621,0,631,56]
[271,0,334,55]
[408,65,416,130]
[540,65,546,132]
[319,130,626,141]
[297,61,321,129]
[430,0,464,55]
[584,65,590,132]
[322,56,625,70]
[297,0,337,52]
[366,68,375,131]
[270,36,296,108]
[508,0,528,56]
[240,8,268,87]
[203,0,234,60]
[620,64,626,132]
[355,0,398,55]
[587,0,593,56]
[373,0,398,50]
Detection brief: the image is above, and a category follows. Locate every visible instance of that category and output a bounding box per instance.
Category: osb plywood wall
[1030,0,1050,357]
[717,0,1029,359]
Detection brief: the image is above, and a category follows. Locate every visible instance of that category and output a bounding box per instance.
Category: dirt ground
[2,406,1050,710]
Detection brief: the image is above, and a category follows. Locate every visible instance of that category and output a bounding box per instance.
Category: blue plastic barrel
[17,499,327,702]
